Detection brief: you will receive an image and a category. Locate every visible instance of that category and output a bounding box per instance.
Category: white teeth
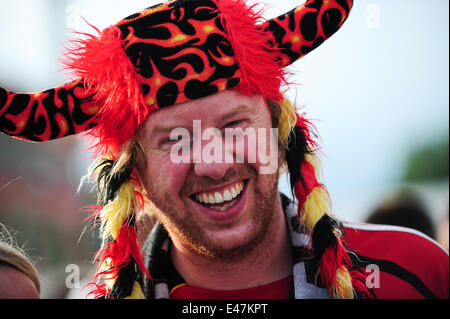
[209,198,238,211]
[223,190,232,201]
[230,187,237,199]
[214,192,224,204]
[194,181,245,205]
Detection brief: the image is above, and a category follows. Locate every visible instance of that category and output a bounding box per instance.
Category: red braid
[289,114,373,298]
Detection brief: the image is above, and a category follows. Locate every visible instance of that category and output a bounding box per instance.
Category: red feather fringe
[87,223,150,298]
[64,26,148,158]
[351,268,375,298]
[295,113,320,151]
[80,205,103,232]
[320,239,374,298]
[319,239,351,296]
[217,0,287,102]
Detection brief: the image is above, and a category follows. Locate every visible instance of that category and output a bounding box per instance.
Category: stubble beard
[146,167,280,263]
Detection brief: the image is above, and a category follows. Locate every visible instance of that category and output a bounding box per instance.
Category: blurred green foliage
[402,137,449,182]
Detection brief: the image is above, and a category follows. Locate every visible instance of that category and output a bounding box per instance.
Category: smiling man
[138,92,281,253]
[0,0,448,300]
[136,90,291,296]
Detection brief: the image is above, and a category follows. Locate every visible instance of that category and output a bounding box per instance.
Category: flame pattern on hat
[0,0,353,156]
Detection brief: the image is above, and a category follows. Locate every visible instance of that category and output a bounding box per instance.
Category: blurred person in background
[0,225,40,299]
[0,0,448,300]
[365,191,435,239]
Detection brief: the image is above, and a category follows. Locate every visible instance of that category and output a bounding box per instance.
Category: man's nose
[193,160,236,180]
[192,133,235,180]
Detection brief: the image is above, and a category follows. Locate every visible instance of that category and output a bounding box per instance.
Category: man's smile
[193,180,244,206]
[188,179,249,221]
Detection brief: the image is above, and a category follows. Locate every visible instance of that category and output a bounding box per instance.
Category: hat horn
[261,0,354,66]
[0,80,97,142]
[0,0,354,144]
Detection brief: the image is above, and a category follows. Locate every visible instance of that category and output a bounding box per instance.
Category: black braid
[108,216,141,299]
[311,214,344,269]
[108,259,140,298]
[285,127,309,199]
[93,141,143,299]
[95,158,134,206]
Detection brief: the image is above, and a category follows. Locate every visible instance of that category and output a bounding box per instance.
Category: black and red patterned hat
[0,0,353,157]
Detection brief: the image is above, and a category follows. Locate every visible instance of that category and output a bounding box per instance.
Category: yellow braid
[301,155,354,299]
[93,164,145,299]
[277,97,355,299]
[301,186,330,230]
[334,266,354,299]
[125,282,146,299]
[304,152,322,177]
[99,180,136,240]
[278,97,298,148]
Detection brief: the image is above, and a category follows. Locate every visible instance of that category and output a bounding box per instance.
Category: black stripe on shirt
[357,255,437,299]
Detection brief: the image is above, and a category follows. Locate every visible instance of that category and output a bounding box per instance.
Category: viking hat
[1,0,353,157]
[0,0,365,299]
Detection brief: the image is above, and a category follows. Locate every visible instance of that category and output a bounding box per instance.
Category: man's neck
[170,197,292,291]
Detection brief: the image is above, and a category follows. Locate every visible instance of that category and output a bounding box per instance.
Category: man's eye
[225,119,246,128]
[159,136,181,146]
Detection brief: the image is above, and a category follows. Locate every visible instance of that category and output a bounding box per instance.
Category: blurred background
[0,0,448,298]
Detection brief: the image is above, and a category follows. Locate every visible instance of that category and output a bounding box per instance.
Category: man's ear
[264,98,287,179]
[122,136,147,198]
[266,98,281,129]
[277,156,287,179]
[126,137,146,173]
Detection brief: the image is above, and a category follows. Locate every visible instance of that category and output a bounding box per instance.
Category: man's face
[137,90,280,259]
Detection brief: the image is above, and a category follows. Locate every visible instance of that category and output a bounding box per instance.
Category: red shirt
[343,222,449,299]
[170,276,292,299]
